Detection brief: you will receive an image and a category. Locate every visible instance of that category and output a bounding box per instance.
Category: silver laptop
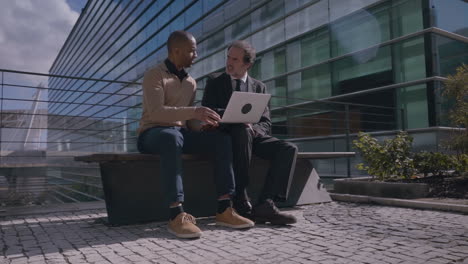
[220,92,271,123]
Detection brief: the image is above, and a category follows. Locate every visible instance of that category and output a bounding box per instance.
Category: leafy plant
[443,64,468,154]
[353,131,467,180]
[353,131,415,181]
[452,154,468,176]
[413,151,455,177]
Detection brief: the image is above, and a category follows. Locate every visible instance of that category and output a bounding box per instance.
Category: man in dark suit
[202,40,297,225]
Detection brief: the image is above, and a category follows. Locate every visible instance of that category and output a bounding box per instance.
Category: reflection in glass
[397,84,429,129]
[331,3,390,58]
[251,21,285,52]
[332,46,392,95]
[285,0,328,39]
[435,35,468,76]
[391,0,423,37]
[301,29,330,68]
[432,0,468,36]
[251,0,284,31]
[393,36,426,83]
[267,77,287,109]
[300,64,332,100]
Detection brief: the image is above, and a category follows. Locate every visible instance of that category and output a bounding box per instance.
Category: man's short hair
[167,31,194,52]
[228,40,256,64]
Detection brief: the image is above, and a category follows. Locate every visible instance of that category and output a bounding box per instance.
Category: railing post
[1,71,3,154]
[345,104,351,178]
[400,108,406,131]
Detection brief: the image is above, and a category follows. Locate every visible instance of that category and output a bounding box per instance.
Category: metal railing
[0,69,140,206]
[0,68,411,207]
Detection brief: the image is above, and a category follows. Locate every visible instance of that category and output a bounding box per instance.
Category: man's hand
[201,123,219,131]
[245,123,256,136]
[194,106,220,126]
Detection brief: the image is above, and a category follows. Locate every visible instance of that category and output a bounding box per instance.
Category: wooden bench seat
[75,152,355,225]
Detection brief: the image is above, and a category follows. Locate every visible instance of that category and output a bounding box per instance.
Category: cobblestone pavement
[1,202,467,264]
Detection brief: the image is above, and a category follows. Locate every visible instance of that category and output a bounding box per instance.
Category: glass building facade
[0,0,465,205]
[47,0,468,155]
[44,0,466,168]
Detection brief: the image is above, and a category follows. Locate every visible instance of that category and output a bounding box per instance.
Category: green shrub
[354,130,467,180]
[353,131,415,181]
[443,64,468,154]
[452,154,468,175]
[413,151,455,177]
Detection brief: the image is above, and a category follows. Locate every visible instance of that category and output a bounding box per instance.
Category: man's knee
[280,141,298,156]
[159,129,184,149]
[230,124,252,142]
[212,131,232,148]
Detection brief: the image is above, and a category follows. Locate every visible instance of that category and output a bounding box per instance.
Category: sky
[0,0,87,110]
[0,0,87,75]
[66,0,88,13]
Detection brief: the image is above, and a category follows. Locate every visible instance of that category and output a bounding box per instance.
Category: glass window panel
[435,35,468,76]
[331,3,390,57]
[432,0,468,36]
[285,0,328,39]
[391,0,423,37]
[251,0,284,31]
[329,0,382,21]
[203,0,223,13]
[193,89,203,103]
[398,84,428,129]
[249,56,261,80]
[189,59,204,79]
[266,77,287,109]
[286,41,301,72]
[393,36,426,83]
[159,27,171,49]
[203,9,224,34]
[157,7,171,26]
[205,30,224,55]
[332,46,392,95]
[197,40,207,57]
[301,28,330,67]
[300,64,332,100]
[204,50,225,74]
[224,0,250,21]
[225,15,251,44]
[170,0,184,17]
[287,72,302,105]
[187,21,203,39]
[185,1,203,26]
[170,15,185,32]
[285,0,319,13]
[261,51,274,80]
[251,21,285,52]
[274,48,286,76]
[196,78,206,90]
[153,48,167,66]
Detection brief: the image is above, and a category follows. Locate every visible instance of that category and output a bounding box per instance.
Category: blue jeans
[137,126,235,205]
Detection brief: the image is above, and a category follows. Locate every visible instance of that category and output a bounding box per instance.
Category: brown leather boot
[252,199,297,225]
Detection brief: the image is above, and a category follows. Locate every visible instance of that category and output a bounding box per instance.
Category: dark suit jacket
[202,72,272,137]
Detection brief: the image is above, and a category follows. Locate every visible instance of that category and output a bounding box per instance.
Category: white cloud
[0,0,79,75]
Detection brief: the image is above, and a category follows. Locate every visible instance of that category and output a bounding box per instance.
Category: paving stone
[1,202,468,263]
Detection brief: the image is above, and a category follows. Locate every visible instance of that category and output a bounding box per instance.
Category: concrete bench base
[76,152,354,225]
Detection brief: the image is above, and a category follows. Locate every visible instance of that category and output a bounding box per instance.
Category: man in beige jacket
[137,31,253,239]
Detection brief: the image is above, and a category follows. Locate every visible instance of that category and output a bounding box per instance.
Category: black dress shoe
[233,198,252,219]
[252,199,297,225]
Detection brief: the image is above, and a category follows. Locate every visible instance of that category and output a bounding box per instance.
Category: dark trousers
[137,126,235,205]
[226,124,298,202]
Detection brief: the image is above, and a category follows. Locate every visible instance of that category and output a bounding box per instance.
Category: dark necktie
[235,79,241,92]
